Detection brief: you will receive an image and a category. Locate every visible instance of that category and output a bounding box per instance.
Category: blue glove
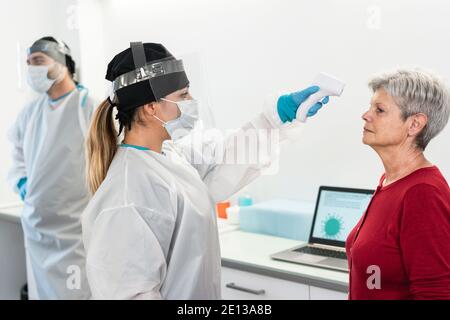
[17,177,27,201]
[277,86,330,123]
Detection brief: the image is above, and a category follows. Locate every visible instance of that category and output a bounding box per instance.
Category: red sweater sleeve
[400,183,450,300]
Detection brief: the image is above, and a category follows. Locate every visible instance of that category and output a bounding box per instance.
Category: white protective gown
[82,99,296,299]
[7,85,95,299]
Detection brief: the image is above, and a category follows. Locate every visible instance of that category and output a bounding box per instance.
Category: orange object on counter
[216,201,230,219]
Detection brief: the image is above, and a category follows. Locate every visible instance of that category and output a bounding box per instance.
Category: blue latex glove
[277,86,330,123]
[17,177,27,201]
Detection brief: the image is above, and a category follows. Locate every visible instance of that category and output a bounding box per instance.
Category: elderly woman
[346,69,450,300]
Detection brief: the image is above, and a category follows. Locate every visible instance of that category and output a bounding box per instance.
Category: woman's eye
[376,107,384,113]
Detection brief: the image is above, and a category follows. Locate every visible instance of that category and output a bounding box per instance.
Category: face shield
[27,39,70,67]
[111,42,216,132]
[26,39,71,93]
[178,51,216,131]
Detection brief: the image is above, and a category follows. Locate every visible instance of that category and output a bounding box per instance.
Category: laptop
[271,186,374,272]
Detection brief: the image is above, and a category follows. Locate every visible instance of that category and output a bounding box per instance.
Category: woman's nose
[362,109,371,122]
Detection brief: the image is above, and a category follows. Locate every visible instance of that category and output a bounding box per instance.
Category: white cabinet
[221,267,348,300]
[0,219,26,300]
[221,267,309,300]
[309,286,348,300]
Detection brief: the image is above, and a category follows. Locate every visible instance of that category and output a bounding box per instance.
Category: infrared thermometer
[295,72,345,123]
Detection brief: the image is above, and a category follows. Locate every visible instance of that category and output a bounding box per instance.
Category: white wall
[77,0,450,203]
[0,0,80,204]
[1,0,449,205]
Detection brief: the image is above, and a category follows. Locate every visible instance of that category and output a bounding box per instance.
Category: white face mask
[153,98,199,140]
[27,64,63,93]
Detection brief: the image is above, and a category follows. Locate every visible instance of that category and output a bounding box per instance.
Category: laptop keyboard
[294,246,347,260]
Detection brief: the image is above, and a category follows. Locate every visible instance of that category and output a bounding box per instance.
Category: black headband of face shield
[107,42,189,135]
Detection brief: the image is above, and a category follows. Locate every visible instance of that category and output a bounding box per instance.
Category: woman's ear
[137,102,159,125]
[408,113,428,137]
[142,102,157,117]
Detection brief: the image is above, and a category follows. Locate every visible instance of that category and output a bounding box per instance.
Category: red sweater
[346,166,450,300]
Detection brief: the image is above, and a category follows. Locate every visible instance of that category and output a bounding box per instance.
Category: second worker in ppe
[7,37,95,299]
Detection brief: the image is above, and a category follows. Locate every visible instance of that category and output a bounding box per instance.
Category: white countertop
[219,226,349,292]
[0,203,22,224]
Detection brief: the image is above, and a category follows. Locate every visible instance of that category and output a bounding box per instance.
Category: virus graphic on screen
[321,213,344,239]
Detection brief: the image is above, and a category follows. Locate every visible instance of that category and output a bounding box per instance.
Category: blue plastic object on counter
[238,195,253,207]
[239,199,314,241]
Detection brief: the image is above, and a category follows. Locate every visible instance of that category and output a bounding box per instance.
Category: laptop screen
[310,186,374,247]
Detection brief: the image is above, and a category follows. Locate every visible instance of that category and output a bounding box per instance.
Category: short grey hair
[368,68,450,150]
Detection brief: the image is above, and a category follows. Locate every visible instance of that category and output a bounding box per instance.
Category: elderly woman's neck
[376,146,432,186]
